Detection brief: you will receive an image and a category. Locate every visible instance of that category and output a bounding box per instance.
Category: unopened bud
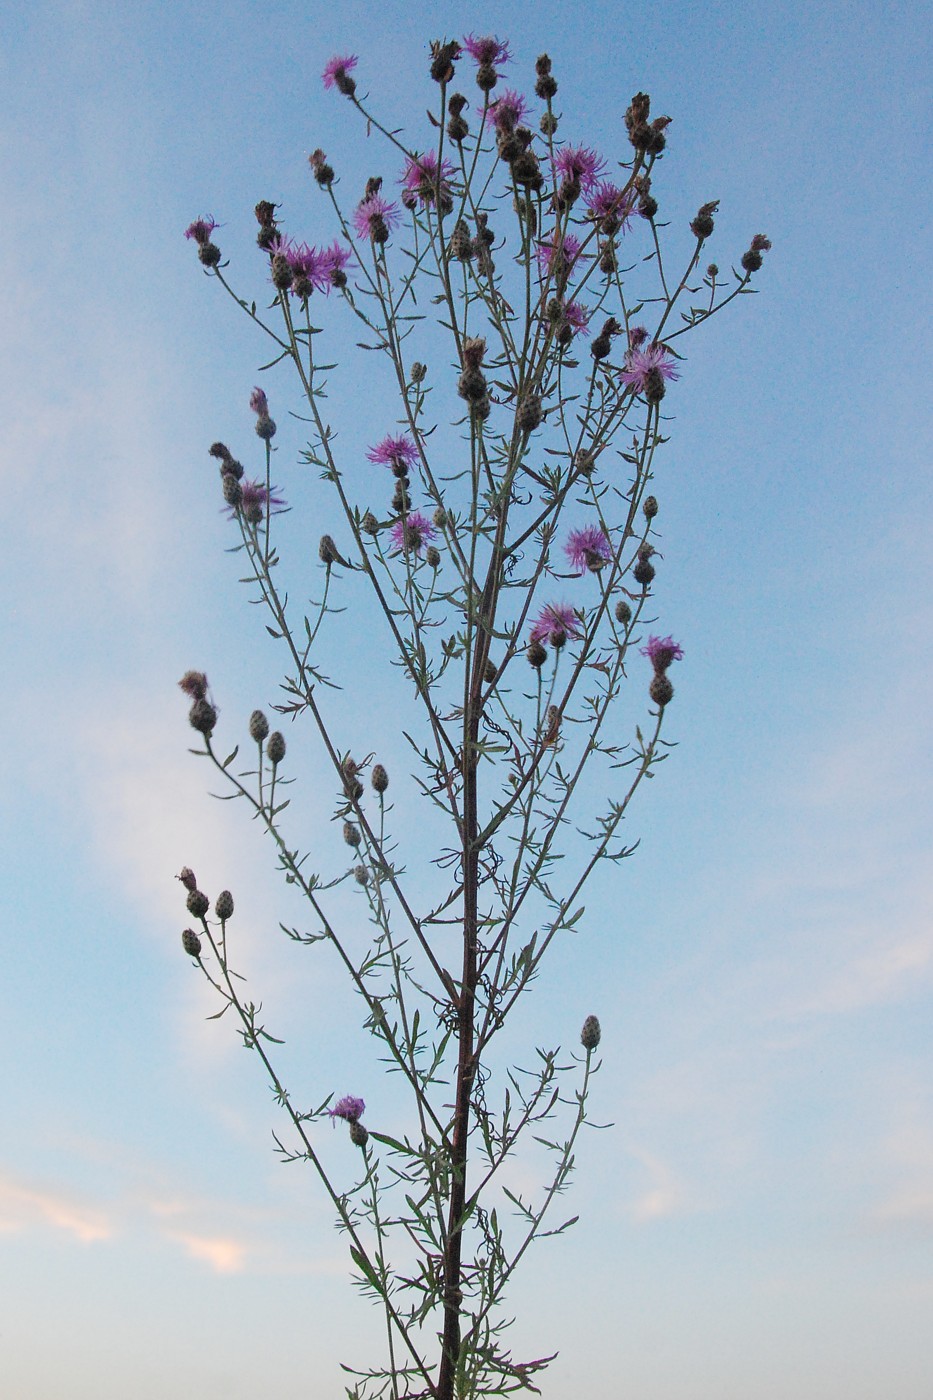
[650,673,674,707]
[425,545,441,569]
[182,928,202,958]
[527,640,547,668]
[643,495,659,519]
[177,867,197,892]
[349,1121,369,1148]
[343,821,361,847]
[615,599,632,626]
[249,710,269,743]
[411,361,427,383]
[581,1014,601,1050]
[266,731,286,765]
[371,764,389,793]
[354,864,370,887]
[186,889,210,919]
[215,890,234,921]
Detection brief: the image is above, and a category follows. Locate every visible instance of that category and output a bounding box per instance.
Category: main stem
[437,502,503,1400]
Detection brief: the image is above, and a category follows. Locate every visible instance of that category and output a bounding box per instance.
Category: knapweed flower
[564,300,590,337]
[390,511,436,556]
[401,151,455,208]
[620,342,680,403]
[367,434,419,475]
[328,1095,365,1125]
[353,192,401,243]
[184,216,218,245]
[641,635,684,672]
[554,145,606,195]
[178,671,208,701]
[249,386,269,416]
[565,525,612,573]
[537,233,585,278]
[287,241,331,298]
[587,182,636,235]
[462,33,511,66]
[530,603,582,647]
[485,88,529,132]
[322,54,358,95]
[231,479,287,525]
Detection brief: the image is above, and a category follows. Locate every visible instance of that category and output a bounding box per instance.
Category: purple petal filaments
[184,216,218,245]
[322,54,358,95]
[554,145,606,195]
[328,1095,365,1124]
[641,635,684,671]
[462,34,511,66]
[564,301,590,337]
[353,193,401,243]
[367,434,419,474]
[390,511,436,556]
[249,387,269,416]
[537,233,585,278]
[620,342,680,402]
[565,525,611,573]
[485,89,529,131]
[530,603,582,647]
[587,182,636,235]
[401,152,455,208]
[230,479,287,524]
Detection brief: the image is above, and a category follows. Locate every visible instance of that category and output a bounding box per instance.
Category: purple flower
[249,386,269,416]
[230,479,287,524]
[288,241,331,296]
[462,34,511,67]
[352,193,401,242]
[628,325,649,350]
[564,300,590,337]
[401,151,455,207]
[565,525,612,574]
[537,233,585,277]
[620,343,680,400]
[554,145,606,194]
[367,434,419,473]
[587,182,636,234]
[390,511,436,556]
[328,1094,365,1125]
[320,239,354,289]
[322,54,358,91]
[641,635,684,672]
[530,603,582,646]
[184,216,218,245]
[485,88,529,131]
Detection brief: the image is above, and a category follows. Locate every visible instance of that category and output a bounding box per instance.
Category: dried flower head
[178,671,208,701]
[565,525,612,574]
[371,764,389,793]
[177,867,197,892]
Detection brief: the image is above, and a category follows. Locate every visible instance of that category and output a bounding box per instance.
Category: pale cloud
[167,1229,247,1273]
[0,1170,113,1244]
[625,1147,690,1223]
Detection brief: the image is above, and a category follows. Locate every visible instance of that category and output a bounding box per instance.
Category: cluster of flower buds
[641,634,684,708]
[178,671,217,737]
[176,868,235,955]
[210,429,284,525]
[625,92,672,155]
[247,708,286,766]
[535,53,557,102]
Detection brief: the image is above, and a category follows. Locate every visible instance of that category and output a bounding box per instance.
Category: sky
[1,0,931,1396]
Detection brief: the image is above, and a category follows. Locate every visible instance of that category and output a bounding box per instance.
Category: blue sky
[1,1,931,1396]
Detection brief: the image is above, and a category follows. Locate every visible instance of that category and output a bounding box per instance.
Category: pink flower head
[463,34,511,67]
[352,192,401,242]
[530,602,583,646]
[249,386,269,416]
[641,635,684,672]
[322,54,358,91]
[288,241,331,296]
[184,216,218,245]
[565,525,612,574]
[320,240,354,289]
[555,145,606,194]
[390,511,436,556]
[485,88,529,132]
[620,342,680,399]
[536,233,585,278]
[401,151,455,207]
[231,479,287,523]
[565,300,590,337]
[367,434,419,473]
[328,1094,365,1124]
[587,182,636,234]
[628,325,649,350]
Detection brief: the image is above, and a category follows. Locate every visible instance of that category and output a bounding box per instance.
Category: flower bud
[349,1120,369,1148]
[354,864,370,887]
[266,731,286,765]
[650,673,674,707]
[215,890,234,921]
[615,599,632,626]
[516,394,543,433]
[186,889,210,919]
[371,764,389,793]
[527,640,547,668]
[249,709,270,743]
[362,511,380,535]
[425,545,441,569]
[222,474,242,508]
[189,699,218,735]
[411,361,427,383]
[643,495,659,519]
[690,201,718,240]
[581,1014,601,1050]
[198,242,221,268]
[182,928,202,958]
[343,821,362,847]
[177,867,197,892]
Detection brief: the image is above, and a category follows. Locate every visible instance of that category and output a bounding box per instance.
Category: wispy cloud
[167,1228,247,1273]
[0,1170,113,1244]
[625,1147,691,1222]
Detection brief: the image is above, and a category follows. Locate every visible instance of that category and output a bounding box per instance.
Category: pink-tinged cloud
[0,1172,112,1243]
[626,1149,689,1222]
[169,1229,247,1273]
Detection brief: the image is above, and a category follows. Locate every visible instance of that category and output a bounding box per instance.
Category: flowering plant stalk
[177,36,769,1400]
